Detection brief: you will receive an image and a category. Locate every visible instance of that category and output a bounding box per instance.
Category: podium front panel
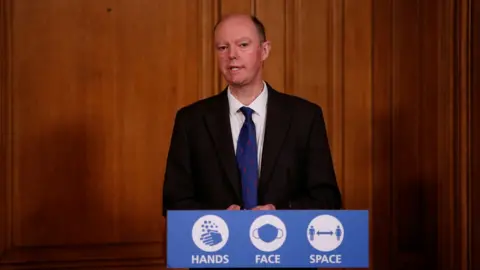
[166,210,368,268]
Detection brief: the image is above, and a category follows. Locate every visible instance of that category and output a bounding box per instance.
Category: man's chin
[226,78,248,87]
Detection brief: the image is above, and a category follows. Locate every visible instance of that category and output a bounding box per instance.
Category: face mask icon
[252,223,284,243]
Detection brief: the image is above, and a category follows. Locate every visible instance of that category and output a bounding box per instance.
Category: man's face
[214,16,270,88]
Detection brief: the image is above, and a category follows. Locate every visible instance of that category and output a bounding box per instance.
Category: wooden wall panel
[0,0,10,259]
[12,0,117,246]
[371,0,466,269]
[0,0,210,268]
[285,0,348,196]
[288,0,330,109]
[220,0,252,15]
[391,0,425,262]
[457,1,472,269]
[342,0,372,210]
[255,0,286,92]
[112,0,200,243]
[436,0,461,269]
[198,0,220,99]
[471,0,479,268]
[371,0,393,268]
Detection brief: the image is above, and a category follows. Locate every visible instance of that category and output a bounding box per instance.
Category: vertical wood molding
[342,0,372,210]
[470,0,479,269]
[372,0,393,268]
[391,0,425,263]
[198,0,218,98]
[0,0,11,258]
[214,0,221,93]
[329,0,345,199]
[437,0,467,270]
[0,0,5,255]
[284,0,298,94]
[255,0,286,92]
[456,0,472,269]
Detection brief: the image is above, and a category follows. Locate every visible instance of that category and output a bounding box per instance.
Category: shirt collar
[227,81,268,117]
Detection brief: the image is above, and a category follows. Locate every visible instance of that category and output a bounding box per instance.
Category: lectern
[166,210,368,268]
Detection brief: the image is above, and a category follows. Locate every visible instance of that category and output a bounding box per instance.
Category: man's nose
[228,47,238,59]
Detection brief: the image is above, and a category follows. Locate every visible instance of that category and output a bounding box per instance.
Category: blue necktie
[236,107,258,210]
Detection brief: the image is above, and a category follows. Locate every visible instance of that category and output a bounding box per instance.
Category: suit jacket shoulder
[272,89,324,115]
[172,90,228,129]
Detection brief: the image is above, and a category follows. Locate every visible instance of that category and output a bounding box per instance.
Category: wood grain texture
[436,1,459,269]
[199,0,220,98]
[220,0,252,15]
[285,0,348,196]
[0,243,164,269]
[342,0,372,211]
[436,0,465,269]
[372,0,393,268]
[457,1,472,269]
[329,0,345,202]
[255,0,286,92]
[371,0,467,269]
[471,1,479,269]
[391,0,424,260]
[0,0,10,258]
[0,0,207,267]
[288,0,330,108]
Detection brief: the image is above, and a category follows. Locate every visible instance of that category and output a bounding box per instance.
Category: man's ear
[261,40,271,61]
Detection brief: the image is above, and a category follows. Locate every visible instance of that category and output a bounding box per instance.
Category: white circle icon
[307,214,344,252]
[192,215,229,252]
[249,215,287,252]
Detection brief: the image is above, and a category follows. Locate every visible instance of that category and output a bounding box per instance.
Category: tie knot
[239,107,255,121]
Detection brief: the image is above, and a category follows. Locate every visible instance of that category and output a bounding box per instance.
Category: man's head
[213,14,271,89]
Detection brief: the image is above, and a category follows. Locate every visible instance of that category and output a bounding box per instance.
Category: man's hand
[252,204,276,210]
[227,204,241,210]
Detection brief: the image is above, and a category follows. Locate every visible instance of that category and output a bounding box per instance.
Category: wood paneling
[471,0,479,268]
[220,0,252,15]
[0,0,474,269]
[457,1,472,269]
[371,0,393,268]
[0,0,10,259]
[199,0,220,99]
[283,0,350,200]
[434,0,455,268]
[371,0,469,269]
[0,0,207,268]
[255,0,286,92]
[343,0,372,210]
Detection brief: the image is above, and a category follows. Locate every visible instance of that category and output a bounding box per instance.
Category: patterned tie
[236,107,258,210]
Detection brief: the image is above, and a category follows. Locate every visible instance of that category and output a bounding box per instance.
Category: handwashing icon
[252,223,284,243]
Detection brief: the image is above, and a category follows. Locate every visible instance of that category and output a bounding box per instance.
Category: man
[162,14,341,215]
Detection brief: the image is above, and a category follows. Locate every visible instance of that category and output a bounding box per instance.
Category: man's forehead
[215,15,256,32]
[215,23,257,41]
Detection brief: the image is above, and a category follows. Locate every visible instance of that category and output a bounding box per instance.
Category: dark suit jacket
[162,83,342,214]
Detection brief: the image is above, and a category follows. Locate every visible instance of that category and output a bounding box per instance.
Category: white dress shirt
[227,81,268,173]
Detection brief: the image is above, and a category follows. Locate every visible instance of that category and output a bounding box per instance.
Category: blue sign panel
[166,210,368,268]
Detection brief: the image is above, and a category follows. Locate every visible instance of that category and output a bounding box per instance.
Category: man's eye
[240,43,248,47]
[217,46,227,51]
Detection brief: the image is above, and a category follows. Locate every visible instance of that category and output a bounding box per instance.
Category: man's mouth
[229,66,243,71]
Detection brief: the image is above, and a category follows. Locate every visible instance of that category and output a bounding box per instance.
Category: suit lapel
[204,90,242,201]
[258,86,292,193]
